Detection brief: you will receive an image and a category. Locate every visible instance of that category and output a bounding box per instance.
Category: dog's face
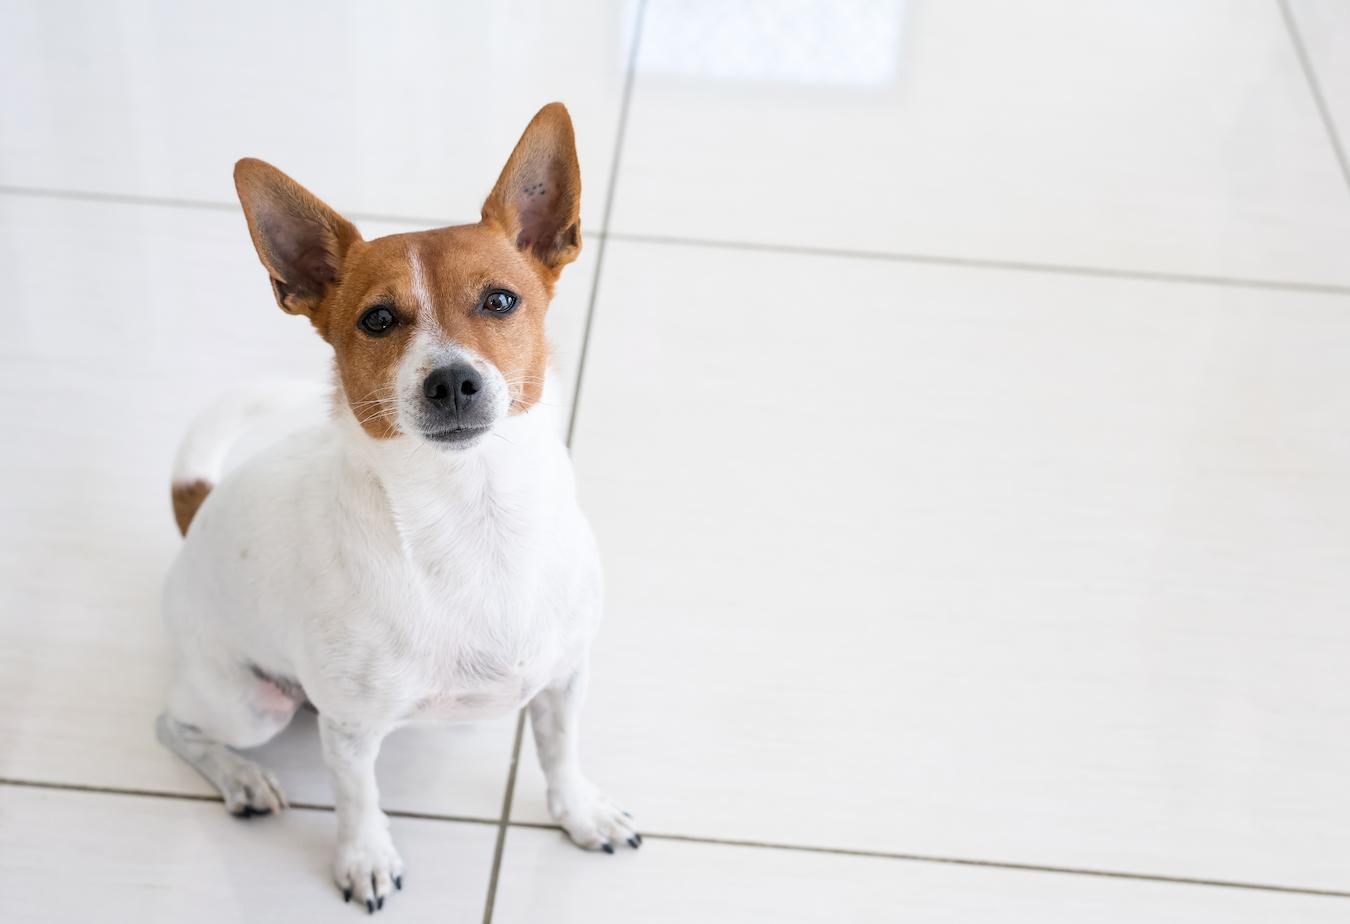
[321,224,555,447]
[233,103,581,450]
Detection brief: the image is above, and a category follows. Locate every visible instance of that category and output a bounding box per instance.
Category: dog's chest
[388,482,589,722]
[329,425,597,723]
[402,585,574,723]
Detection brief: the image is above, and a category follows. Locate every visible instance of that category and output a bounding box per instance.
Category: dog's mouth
[422,425,490,446]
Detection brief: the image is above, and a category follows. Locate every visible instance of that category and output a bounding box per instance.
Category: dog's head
[233,103,581,450]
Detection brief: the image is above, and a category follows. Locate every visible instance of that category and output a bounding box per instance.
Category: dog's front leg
[319,715,404,911]
[528,663,641,853]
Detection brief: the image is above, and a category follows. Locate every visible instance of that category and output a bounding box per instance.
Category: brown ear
[233,158,361,321]
[481,103,582,278]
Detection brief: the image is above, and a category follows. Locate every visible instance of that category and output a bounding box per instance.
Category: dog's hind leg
[155,713,287,815]
[155,664,301,817]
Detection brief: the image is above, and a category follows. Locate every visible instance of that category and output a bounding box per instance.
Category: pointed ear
[233,158,361,321]
[481,103,582,277]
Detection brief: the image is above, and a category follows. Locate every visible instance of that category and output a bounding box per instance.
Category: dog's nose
[423,363,482,412]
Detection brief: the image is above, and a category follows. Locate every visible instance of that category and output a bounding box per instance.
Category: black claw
[627,835,640,849]
[635,833,643,846]
[377,896,384,911]
[394,876,403,891]
[343,888,352,903]
[601,842,615,854]
[366,898,375,914]
[622,810,632,818]
[232,805,272,819]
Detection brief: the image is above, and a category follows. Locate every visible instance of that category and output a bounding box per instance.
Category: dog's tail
[171,380,331,536]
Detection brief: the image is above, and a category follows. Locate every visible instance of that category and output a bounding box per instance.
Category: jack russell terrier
[156,103,636,913]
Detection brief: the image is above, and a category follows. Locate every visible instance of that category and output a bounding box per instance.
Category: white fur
[158,368,635,912]
[394,331,511,440]
[406,243,433,319]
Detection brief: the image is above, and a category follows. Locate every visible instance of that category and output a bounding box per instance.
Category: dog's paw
[334,827,404,914]
[548,782,641,853]
[221,761,287,817]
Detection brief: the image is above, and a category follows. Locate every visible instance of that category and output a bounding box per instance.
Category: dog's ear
[481,103,582,280]
[234,158,361,324]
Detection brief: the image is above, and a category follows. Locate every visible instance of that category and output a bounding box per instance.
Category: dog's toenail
[366,898,375,914]
[377,896,384,910]
[394,876,403,891]
[343,888,352,903]
[602,842,614,854]
[627,836,640,848]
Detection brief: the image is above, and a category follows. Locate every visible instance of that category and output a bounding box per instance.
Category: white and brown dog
[156,103,636,913]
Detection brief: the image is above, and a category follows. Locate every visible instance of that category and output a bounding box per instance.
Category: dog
[155,103,637,913]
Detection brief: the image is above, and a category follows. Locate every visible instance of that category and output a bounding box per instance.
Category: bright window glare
[639,0,905,87]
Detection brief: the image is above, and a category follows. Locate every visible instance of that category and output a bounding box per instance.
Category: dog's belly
[408,674,543,723]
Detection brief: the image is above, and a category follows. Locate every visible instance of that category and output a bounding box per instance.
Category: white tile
[492,828,1349,924]
[0,0,638,228]
[512,240,1350,891]
[612,0,1350,285]
[1289,0,1350,153]
[0,785,495,923]
[0,194,593,816]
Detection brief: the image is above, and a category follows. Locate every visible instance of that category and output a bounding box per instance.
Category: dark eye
[359,305,397,336]
[481,289,518,315]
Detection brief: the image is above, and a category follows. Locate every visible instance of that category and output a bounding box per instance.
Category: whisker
[356,406,400,427]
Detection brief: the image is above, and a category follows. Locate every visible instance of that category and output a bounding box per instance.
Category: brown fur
[232,103,582,440]
[172,479,212,536]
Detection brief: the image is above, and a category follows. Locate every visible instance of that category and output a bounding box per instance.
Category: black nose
[423,363,482,413]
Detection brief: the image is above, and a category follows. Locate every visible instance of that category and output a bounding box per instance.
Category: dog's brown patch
[323,227,557,437]
[172,479,212,536]
[233,103,582,439]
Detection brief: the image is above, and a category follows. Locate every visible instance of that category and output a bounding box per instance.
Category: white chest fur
[333,406,599,722]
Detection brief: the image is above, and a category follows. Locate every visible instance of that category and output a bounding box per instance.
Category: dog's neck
[332,377,566,570]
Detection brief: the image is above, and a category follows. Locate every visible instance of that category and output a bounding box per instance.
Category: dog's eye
[481,290,518,316]
[359,305,397,336]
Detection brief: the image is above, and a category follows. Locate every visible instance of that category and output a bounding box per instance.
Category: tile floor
[2,1,1349,921]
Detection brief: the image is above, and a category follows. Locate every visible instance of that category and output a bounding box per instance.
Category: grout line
[480,712,527,924]
[603,230,1350,297]
[0,777,229,805]
[5,776,1347,900]
[0,776,498,825]
[501,820,1350,900]
[481,6,651,921]
[610,830,1350,901]
[5,185,1350,298]
[0,184,240,214]
[1277,0,1350,198]
[563,0,650,447]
